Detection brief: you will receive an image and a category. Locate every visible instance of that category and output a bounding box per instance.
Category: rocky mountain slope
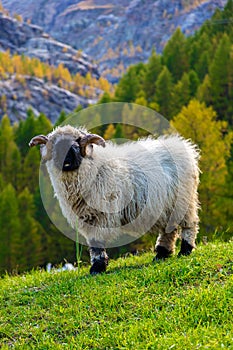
[0,11,99,77]
[0,11,102,123]
[2,0,228,80]
[0,75,96,123]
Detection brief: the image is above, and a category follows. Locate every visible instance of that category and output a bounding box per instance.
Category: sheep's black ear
[62,144,82,171]
[78,134,105,157]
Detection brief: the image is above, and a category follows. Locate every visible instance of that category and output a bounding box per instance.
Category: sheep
[29,125,200,275]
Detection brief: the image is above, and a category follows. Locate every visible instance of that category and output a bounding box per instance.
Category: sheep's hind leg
[154,229,178,260]
[89,247,109,275]
[178,224,198,257]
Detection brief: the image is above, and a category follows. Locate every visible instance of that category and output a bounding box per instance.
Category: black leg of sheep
[89,247,109,275]
[178,239,194,256]
[154,229,178,260]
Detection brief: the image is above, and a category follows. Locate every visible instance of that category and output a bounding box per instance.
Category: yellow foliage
[104,124,115,140]
[0,51,112,99]
[172,99,233,231]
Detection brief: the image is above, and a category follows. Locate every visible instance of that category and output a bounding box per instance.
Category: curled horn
[79,134,105,157]
[29,135,48,147]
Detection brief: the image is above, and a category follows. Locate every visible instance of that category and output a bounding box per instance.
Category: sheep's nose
[53,140,82,171]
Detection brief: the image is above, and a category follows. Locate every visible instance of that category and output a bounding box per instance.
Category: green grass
[0,241,233,349]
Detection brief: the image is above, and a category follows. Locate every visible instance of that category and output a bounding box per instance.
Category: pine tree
[195,50,210,81]
[209,33,232,122]
[114,124,124,140]
[0,115,21,186]
[0,184,21,273]
[54,111,67,127]
[154,66,173,118]
[162,28,189,82]
[22,147,41,193]
[18,188,44,270]
[197,74,212,104]
[170,72,190,117]
[35,113,52,135]
[15,109,37,156]
[115,65,141,102]
[143,49,162,100]
[188,70,200,98]
[98,92,113,104]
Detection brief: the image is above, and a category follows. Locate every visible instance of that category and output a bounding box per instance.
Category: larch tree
[104,124,116,140]
[172,99,233,235]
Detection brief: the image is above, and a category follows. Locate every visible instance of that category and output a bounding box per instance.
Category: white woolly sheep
[29,125,200,274]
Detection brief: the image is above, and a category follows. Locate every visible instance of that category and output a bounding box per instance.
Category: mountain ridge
[0,11,99,78]
[2,0,228,81]
[0,75,97,123]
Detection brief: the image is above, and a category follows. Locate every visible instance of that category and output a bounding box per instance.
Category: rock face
[0,75,97,123]
[0,12,99,77]
[2,0,228,79]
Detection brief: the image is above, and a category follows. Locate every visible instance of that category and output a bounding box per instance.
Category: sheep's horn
[79,134,105,156]
[29,135,48,147]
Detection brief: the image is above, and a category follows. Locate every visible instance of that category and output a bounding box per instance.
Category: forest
[0,0,232,274]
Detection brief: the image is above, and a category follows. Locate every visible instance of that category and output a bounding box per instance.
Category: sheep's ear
[79,134,105,157]
[29,135,48,147]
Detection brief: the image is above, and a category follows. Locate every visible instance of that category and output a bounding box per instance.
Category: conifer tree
[104,124,116,140]
[188,70,200,97]
[114,124,124,140]
[15,109,37,156]
[143,49,162,100]
[209,33,232,122]
[154,66,173,118]
[0,184,21,273]
[22,147,40,193]
[98,92,113,104]
[115,66,141,102]
[54,111,67,127]
[170,73,190,117]
[162,28,189,82]
[172,99,233,234]
[36,113,52,135]
[0,115,21,186]
[197,74,212,103]
[18,188,44,270]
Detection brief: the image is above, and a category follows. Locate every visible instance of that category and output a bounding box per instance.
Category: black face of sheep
[29,131,106,168]
[53,139,83,172]
[62,143,82,171]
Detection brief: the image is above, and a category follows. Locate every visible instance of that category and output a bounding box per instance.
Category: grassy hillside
[0,241,233,349]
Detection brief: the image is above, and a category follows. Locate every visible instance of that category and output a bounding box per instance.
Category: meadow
[0,241,233,349]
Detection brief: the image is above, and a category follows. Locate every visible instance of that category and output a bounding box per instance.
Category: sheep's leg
[89,247,109,275]
[178,223,198,256]
[178,197,199,256]
[154,229,178,260]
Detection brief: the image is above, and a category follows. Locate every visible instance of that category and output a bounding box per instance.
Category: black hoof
[90,259,107,275]
[154,245,172,261]
[178,239,193,257]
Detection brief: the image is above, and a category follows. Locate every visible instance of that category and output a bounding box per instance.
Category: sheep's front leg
[89,247,109,275]
[154,229,178,260]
